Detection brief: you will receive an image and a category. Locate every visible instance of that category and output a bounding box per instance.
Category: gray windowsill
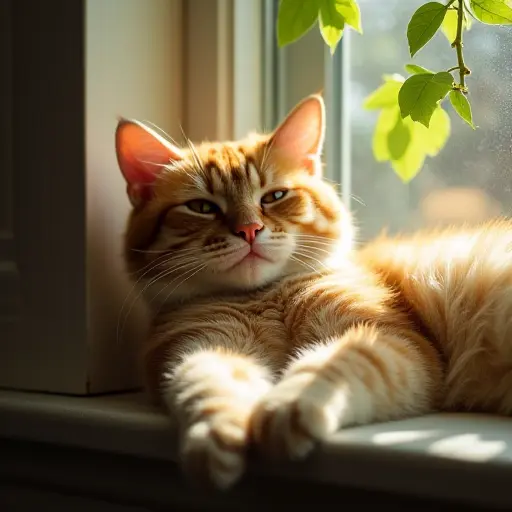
[1,389,512,508]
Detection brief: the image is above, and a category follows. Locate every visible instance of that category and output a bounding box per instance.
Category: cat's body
[361,220,512,414]
[115,95,512,490]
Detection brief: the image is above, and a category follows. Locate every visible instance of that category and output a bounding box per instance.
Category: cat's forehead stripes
[197,143,267,195]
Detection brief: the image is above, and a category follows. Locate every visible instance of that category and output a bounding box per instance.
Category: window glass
[350,0,512,240]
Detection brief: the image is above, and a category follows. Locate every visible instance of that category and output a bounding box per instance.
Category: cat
[115,94,512,491]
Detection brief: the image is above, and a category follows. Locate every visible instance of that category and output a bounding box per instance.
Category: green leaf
[398,71,453,127]
[469,0,512,24]
[332,0,363,33]
[371,106,451,182]
[372,108,398,162]
[419,106,451,156]
[364,80,403,110]
[391,107,450,181]
[441,3,472,42]
[319,0,345,53]
[391,128,427,183]
[368,74,452,182]
[405,63,434,75]
[277,0,320,47]
[387,112,412,160]
[441,8,459,42]
[407,2,448,57]
[449,89,476,128]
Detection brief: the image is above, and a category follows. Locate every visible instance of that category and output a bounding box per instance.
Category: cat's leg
[146,330,274,489]
[250,323,442,460]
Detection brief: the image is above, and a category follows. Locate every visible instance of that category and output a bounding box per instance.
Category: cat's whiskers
[292,233,330,238]
[293,243,334,256]
[117,256,201,345]
[141,258,201,300]
[138,156,201,190]
[291,238,334,246]
[289,254,321,274]
[206,247,247,262]
[258,239,328,274]
[149,261,206,305]
[292,233,334,243]
[130,246,202,276]
[292,250,330,270]
[130,255,174,278]
[131,245,201,255]
[350,193,365,206]
[261,239,333,257]
[142,120,180,147]
[118,258,201,345]
[173,159,205,188]
[291,241,337,250]
[153,263,208,317]
[292,240,335,247]
[180,126,211,188]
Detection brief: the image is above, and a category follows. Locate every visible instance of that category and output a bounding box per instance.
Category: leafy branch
[453,0,469,91]
[276,0,512,182]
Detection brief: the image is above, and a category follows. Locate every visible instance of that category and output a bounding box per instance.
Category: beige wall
[85,0,183,392]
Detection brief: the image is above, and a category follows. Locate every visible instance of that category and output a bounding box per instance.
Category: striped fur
[117,95,512,490]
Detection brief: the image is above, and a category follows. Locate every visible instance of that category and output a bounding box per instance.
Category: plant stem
[453,0,468,91]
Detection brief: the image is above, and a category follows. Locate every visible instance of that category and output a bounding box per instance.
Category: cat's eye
[261,189,288,205]
[186,199,219,214]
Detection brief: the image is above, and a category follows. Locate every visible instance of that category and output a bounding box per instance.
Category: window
[266,0,512,242]
[2,0,510,394]
[2,4,512,509]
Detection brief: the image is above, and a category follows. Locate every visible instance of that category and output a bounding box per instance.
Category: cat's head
[116,94,353,306]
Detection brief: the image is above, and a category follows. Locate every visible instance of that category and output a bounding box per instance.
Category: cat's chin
[221,255,285,290]
[144,258,287,309]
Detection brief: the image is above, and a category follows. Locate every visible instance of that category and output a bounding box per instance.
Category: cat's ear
[115,118,184,207]
[268,94,325,176]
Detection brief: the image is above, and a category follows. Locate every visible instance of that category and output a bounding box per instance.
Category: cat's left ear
[115,118,184,207]
[268,94,325,176]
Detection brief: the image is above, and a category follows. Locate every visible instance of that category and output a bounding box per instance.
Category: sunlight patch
[372,429,438,445]
[428,434,506,462]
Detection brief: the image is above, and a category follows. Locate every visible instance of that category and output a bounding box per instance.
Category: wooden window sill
[1,390,511,509]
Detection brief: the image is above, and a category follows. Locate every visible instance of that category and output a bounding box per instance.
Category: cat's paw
[249,372,339,460]
[180,412,248,490]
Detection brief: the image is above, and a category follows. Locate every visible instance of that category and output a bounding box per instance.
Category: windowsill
[1,389,512,508]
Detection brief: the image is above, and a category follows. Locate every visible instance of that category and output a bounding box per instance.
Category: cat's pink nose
[234,222,263,244]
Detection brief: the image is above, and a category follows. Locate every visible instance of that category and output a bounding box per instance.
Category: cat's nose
[233,222,264,244]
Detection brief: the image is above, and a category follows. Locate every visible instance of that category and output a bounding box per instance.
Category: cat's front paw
[249,372,339,461]
[181,412,248,490]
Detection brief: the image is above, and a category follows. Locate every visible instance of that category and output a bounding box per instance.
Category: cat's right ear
[268,94,325,176]
[115,118,184,207]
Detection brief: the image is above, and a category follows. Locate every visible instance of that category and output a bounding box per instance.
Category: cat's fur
[116,95,512,490]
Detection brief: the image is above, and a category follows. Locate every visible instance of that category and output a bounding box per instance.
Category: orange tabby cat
[116,94,512,490]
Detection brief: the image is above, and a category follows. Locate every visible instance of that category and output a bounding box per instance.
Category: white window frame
[184,0,264,142]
